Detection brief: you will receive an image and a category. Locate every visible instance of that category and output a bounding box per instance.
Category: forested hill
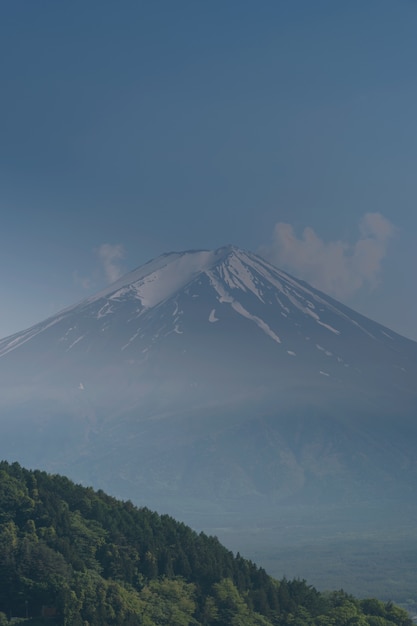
[0,461,411,626]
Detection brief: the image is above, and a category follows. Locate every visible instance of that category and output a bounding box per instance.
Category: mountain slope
[1,245,415,403]
[0,461,412,626]
[0,246,416,514]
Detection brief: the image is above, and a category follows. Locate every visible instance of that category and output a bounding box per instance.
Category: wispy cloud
[260,212,396,299]
[72,270,94,291]
[97,243,126,284]
[73,243,127,293]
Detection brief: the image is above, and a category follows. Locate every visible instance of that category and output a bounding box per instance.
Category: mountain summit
[0,246,416,515]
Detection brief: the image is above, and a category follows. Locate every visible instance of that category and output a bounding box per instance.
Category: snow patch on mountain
[218,253,265,302]
[92,250,218,309]
[231,300,281,344]
[209,309,219,323]
[317,321,340,334]
[207,269,281,344]
[66,335,85,351]
[97,303,114,319]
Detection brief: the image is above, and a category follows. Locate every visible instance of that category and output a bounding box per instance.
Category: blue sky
[1,0,417,339]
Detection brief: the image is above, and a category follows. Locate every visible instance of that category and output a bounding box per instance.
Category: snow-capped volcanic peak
[87,245,287,308]
[86,244,337,323]
[84,245,347,342]
[0,245,415,391]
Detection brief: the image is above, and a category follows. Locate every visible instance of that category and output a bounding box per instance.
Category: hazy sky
[1,0,417,340]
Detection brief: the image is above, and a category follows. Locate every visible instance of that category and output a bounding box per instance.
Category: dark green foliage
[0,461,411,626]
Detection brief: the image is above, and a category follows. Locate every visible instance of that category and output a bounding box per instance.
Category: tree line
[0,461,411,625]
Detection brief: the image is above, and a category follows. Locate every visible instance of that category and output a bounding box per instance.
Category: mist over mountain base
[1,246,416,608]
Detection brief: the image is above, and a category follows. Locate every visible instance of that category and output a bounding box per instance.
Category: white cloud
[72,243,127,293]
[261,213,396,299]
[72,270,93,291]
[97,243,126,284]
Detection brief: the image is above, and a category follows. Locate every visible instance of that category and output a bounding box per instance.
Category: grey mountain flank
[0,246,416,519]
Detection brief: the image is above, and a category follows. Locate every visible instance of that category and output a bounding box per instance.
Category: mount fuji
[0,245,416,519]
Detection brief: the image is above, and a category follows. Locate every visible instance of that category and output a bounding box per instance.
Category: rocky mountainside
[0,246,416,516]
